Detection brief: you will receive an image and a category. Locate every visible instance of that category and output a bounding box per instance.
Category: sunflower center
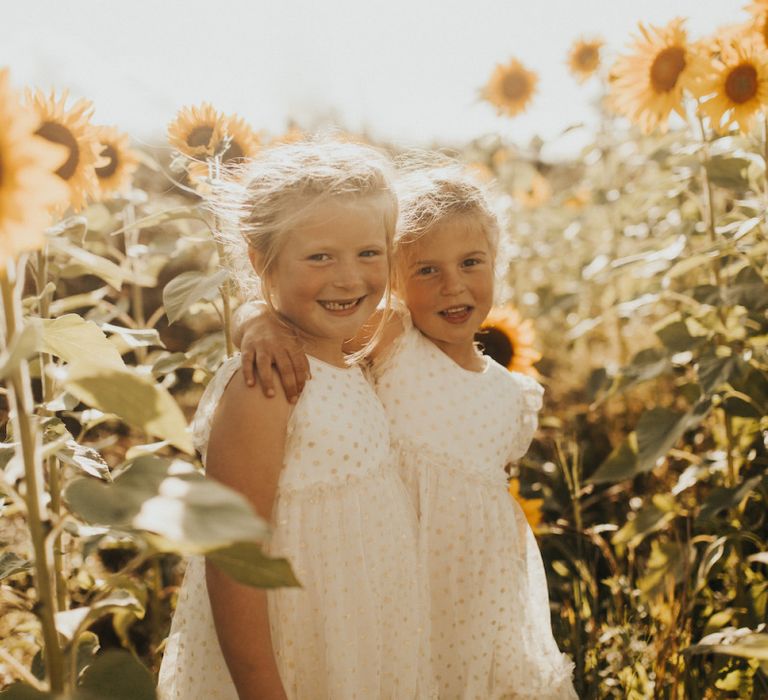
[577,46,599,70]
[96,144,119,179]
[186,125,215,149]
[36,121,79,180]
[649,46,686,93]
[725,63,758,104]
[501,72,528,100]
[475,327,514,368]
[222,139,245,162]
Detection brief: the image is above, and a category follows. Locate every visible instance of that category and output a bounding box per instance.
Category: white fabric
[159,355,435,700]
[374,327,578,700]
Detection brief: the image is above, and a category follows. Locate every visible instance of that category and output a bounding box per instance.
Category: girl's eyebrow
[409,250,487,267]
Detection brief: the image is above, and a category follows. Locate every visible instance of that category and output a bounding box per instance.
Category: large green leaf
[612,494,678,549]
[33,315,125,371]
[696,475,763,524]
[635,402,710,474]
[587,436,638,485]
[65,457,268,554]
[63,364,193,453]
[49,237,128,289]
[74,651,156,700]
[697,353,737,395]
[0,323,42,381]
[655,319,707,354]
[637,539,687,597]
[706,155,751,191]
[163,269,230,324]
[208,541,301,589]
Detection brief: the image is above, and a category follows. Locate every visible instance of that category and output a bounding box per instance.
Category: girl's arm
[204,368,291,700]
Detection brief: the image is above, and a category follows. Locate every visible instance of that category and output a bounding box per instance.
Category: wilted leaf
[34,315,125,371]
[163,269,230,324]
[56,440,111,481]
[207,541,301,589]
[0,552,32,580]
[49,237,127,289]
[65,456,268,553]
[74,650,156,700]
[64,364,193,453]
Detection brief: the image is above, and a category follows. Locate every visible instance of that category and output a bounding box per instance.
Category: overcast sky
[7,1,746,158]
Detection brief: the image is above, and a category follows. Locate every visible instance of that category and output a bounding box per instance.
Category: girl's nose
[441,270,465,296]
[333,260,363,289]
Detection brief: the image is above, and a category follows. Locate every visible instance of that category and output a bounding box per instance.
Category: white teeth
[321,299,358,310]
[442,306,469,314]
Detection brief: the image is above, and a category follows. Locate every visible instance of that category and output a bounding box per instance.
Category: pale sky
[7,1,746,158]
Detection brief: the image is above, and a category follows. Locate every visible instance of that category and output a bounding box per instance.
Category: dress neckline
[306,353,358,372]
[414,329,491,376]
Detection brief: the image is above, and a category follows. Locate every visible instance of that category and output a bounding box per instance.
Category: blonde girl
[236,157,578,699]
[158,140,433,700]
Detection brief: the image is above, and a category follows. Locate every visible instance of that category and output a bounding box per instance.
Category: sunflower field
[1,3,767,699]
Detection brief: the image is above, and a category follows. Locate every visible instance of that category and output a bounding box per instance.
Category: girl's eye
[416,265,437,276]
[359,249,383,258]
[308,253,331,262]
[462,257,482,268]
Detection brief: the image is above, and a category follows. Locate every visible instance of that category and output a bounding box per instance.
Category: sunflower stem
[124,204,147,363]
[695,111,722,289]
[215,238,234,357]
[1,261,65,694]
[35,248,67,612]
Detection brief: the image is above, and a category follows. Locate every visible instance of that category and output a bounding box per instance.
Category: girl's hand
[236,303,310,402]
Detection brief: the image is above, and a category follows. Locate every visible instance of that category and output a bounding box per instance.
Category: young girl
[158,140,434,700]
[236,160,578,699]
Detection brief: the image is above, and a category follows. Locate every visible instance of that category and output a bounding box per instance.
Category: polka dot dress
[158,355,435,700]
[374,325,578,700]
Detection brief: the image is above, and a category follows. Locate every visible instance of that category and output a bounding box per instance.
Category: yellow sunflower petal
[475,305,542,376]
[484,58,538,118]
[608,17,708,134]
[25,88,100,213]
[509,478,544,529]
[167,102,225,158]
[0,69,68,266]
[692,38,768,135]
[92,125,139,199]
[568,37,605,83]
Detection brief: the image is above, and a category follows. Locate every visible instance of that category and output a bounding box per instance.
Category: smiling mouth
[318,297,365,313]
[439,305,473,323]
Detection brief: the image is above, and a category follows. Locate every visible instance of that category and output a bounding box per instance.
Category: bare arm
[205,369,291,700]
[232,300,310,402]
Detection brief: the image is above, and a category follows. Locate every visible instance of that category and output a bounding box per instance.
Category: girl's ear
[248,246,265,276]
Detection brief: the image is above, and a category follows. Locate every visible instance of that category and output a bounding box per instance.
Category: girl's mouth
[318,297,364,315]
[439,305,473,323]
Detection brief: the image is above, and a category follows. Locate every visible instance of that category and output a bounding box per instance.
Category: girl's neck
[301,336,349,368]
[425,333,486,372]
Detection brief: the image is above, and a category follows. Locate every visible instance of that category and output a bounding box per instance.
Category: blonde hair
[208,137,398,356]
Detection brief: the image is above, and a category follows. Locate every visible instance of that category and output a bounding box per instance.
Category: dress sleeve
[507,373,544,462]
[190,354,243,464]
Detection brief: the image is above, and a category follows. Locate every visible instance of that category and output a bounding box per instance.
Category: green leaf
[0,684,52,699]
[163,269,230,324]
[612,494,677,549]
[101,323,166,350]
[615,347,671,392]
[724,265,768,310]
[63,364,193,453]
[587,436,638,485]
[706,155,751,191]
[687,630,768,662]
[635,404,708,474]
[55,590,144,642]
[655,320,706,354]
[74,650,156,700]
[697,475,762,524]
[34,315,125,371]
[0,323,43,381]
[207,541,301,589]
[0,552,32,580]
[151,352,188,377]
[55,440,111,481]
[637,539,686,597]
[65,456,268,554]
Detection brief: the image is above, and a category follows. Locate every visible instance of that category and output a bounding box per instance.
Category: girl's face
[262,198,389,363]
[397,214,494,369]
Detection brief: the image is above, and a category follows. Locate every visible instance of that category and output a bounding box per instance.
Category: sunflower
[568,37,604,83]
[484,58,538,118]
[692,40,768,135]
[25,89,100,213]
[508,478,544,529]
[609,18,708,134]
[167,102,225,158]
[0,70,68,266]
[746,1,768,51]
[475,305,542,376]
[514,171,552,209]
[92,126,139,199]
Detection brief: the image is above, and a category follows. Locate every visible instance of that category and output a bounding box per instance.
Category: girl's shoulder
[490,363,544,411]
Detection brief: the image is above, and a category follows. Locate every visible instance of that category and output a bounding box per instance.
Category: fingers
[255,349,276,398]
[291,349,311,393]
[241,350,256,388]
[274,350,301,403]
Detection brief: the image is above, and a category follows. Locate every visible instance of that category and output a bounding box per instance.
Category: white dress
[374,326,578,700]
[158,355,434,700]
